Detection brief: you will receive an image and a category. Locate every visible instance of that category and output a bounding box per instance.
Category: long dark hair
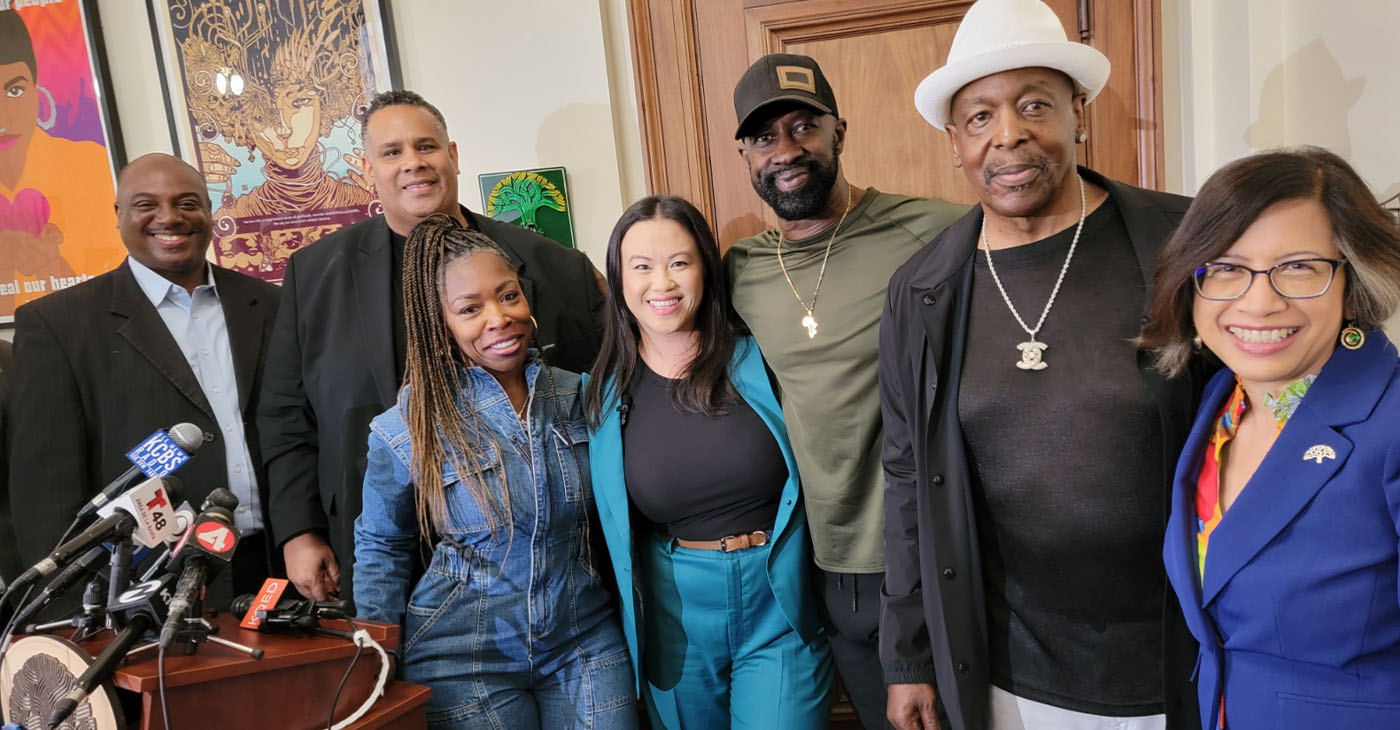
[1140,146,1400,376]
[584,196,745,426]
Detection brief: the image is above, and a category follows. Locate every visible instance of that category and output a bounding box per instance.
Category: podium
[5,613,429,730]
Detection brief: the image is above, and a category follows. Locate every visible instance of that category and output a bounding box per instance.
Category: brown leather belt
[672,530,771,552]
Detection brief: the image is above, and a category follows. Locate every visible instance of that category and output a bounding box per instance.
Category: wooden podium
[81,613,427,730]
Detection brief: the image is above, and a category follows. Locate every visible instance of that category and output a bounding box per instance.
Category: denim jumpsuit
[354,361,636,730]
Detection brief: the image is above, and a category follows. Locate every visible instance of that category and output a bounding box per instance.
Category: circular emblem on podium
[0,634,122,730]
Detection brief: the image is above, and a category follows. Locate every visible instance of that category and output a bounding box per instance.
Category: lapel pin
[1303,445,1337,464]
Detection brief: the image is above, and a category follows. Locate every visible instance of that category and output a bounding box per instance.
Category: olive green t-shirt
[726,189,967,572]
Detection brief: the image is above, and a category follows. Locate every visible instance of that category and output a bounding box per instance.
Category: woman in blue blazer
[583,196,832,729]
[1140,147,1400,730]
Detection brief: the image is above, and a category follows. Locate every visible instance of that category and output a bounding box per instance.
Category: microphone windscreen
[167,423,205,453]
[160,476,184,502]
[203,487,240,511]
[229,593,255,617]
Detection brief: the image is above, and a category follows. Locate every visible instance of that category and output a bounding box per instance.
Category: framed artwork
[147,0,400,283]
[0,1,127,323]
[478,166,577,249]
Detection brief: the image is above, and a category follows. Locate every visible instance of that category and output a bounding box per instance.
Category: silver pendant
[801,313,818,339]
[1016,340,1048,370]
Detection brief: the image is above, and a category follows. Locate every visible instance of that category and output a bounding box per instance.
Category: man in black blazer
[259,90,604,602]
[8,154,281,610]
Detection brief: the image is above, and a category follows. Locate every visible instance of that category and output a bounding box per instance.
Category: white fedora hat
[913,0,1110,131]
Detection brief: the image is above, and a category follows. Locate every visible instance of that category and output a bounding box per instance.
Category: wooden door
[627,0,1165,249]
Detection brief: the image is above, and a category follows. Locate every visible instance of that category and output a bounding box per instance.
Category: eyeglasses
[1193,258,1347,301]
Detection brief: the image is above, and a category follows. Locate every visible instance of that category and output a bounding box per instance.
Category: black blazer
[879,169,1207,730]
[7,260,280,607]
[0,339,19,585]
[258,208,604,600]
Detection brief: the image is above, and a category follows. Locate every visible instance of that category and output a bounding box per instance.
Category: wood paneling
[629,0,1166,249]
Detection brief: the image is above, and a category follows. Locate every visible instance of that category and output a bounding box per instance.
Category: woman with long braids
[584,196,832,729]
[353,215,636,729]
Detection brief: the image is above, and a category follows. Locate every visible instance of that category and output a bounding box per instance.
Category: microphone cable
[327,616,392,730]
[0,582,37,666]
[327,615,363,730]
[158,640,172,730]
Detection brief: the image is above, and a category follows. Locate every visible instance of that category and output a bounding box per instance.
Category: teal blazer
[587,336,822,693]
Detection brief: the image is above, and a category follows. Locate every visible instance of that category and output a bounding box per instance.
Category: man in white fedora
[878,1,1206,729]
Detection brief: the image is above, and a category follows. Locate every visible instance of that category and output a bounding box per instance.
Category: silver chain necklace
[979,175,1086,371]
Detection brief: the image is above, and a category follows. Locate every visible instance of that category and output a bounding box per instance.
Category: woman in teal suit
[1140,147,1400,730]
[584,196,832,729]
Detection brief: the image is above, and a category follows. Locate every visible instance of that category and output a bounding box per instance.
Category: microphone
[232,584,352,640]
[5,478,180,600]
[49,573,177,729]
[8,545,109,630]
[158,489,241,650]
[75,423,203,523]
[134,500,199,581]
[95,476,183,549]
[231,589,350,632]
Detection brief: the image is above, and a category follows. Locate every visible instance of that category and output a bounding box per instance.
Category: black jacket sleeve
[8,303,92,565]
[258,255,328,546]
[878,282,937,685]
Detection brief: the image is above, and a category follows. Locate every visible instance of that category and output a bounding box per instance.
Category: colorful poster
[478,167,576,249]
[0,2,125,322]
[149,0,398,283]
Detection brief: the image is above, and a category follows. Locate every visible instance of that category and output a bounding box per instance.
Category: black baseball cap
[733,53,839,139]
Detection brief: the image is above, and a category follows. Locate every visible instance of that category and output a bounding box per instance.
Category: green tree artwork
[478,167,576,248]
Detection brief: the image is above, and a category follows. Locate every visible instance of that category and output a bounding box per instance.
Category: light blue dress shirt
[126,257,262,533]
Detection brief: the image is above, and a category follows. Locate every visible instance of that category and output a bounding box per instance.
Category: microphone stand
[24,577,113,641]
[47,613,152,728]
[123,580,262,661]
[106,537,133,611]
[127,614,264,661]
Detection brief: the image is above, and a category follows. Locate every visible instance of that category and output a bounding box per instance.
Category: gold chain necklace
[776,185,854,339]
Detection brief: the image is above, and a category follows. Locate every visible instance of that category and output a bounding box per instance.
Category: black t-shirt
[621,362,785,541]
[959,198,1168,716]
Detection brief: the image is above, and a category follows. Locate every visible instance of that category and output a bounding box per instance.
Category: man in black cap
[726,52,965,729]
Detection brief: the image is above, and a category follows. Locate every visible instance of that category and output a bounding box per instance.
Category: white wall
[92,0,646,266]
[1169,0,1400,340]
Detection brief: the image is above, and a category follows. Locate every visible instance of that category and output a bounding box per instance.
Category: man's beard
[752,152,840,221]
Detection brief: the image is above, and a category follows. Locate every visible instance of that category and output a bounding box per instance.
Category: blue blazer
[587,336,822,693]
[1164,334,1400,730]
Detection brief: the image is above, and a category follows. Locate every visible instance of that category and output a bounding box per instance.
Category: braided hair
[400,214,521,544]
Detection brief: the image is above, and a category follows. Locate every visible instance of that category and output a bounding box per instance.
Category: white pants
[989,686,1167,730]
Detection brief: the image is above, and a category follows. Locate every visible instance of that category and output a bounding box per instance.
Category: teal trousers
[637,532,833,729]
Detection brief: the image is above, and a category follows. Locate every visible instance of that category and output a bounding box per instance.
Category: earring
[1192,334,1203,350]
[1339,323,1365,350]
[36,85,57,131]
[529,315,539,332]
[1076,130,1087,143]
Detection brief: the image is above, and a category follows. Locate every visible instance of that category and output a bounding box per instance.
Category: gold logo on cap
[775,66,816,93]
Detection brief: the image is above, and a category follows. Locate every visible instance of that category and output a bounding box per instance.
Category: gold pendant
[801,313,818,339]
[1016,340,1048,370]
